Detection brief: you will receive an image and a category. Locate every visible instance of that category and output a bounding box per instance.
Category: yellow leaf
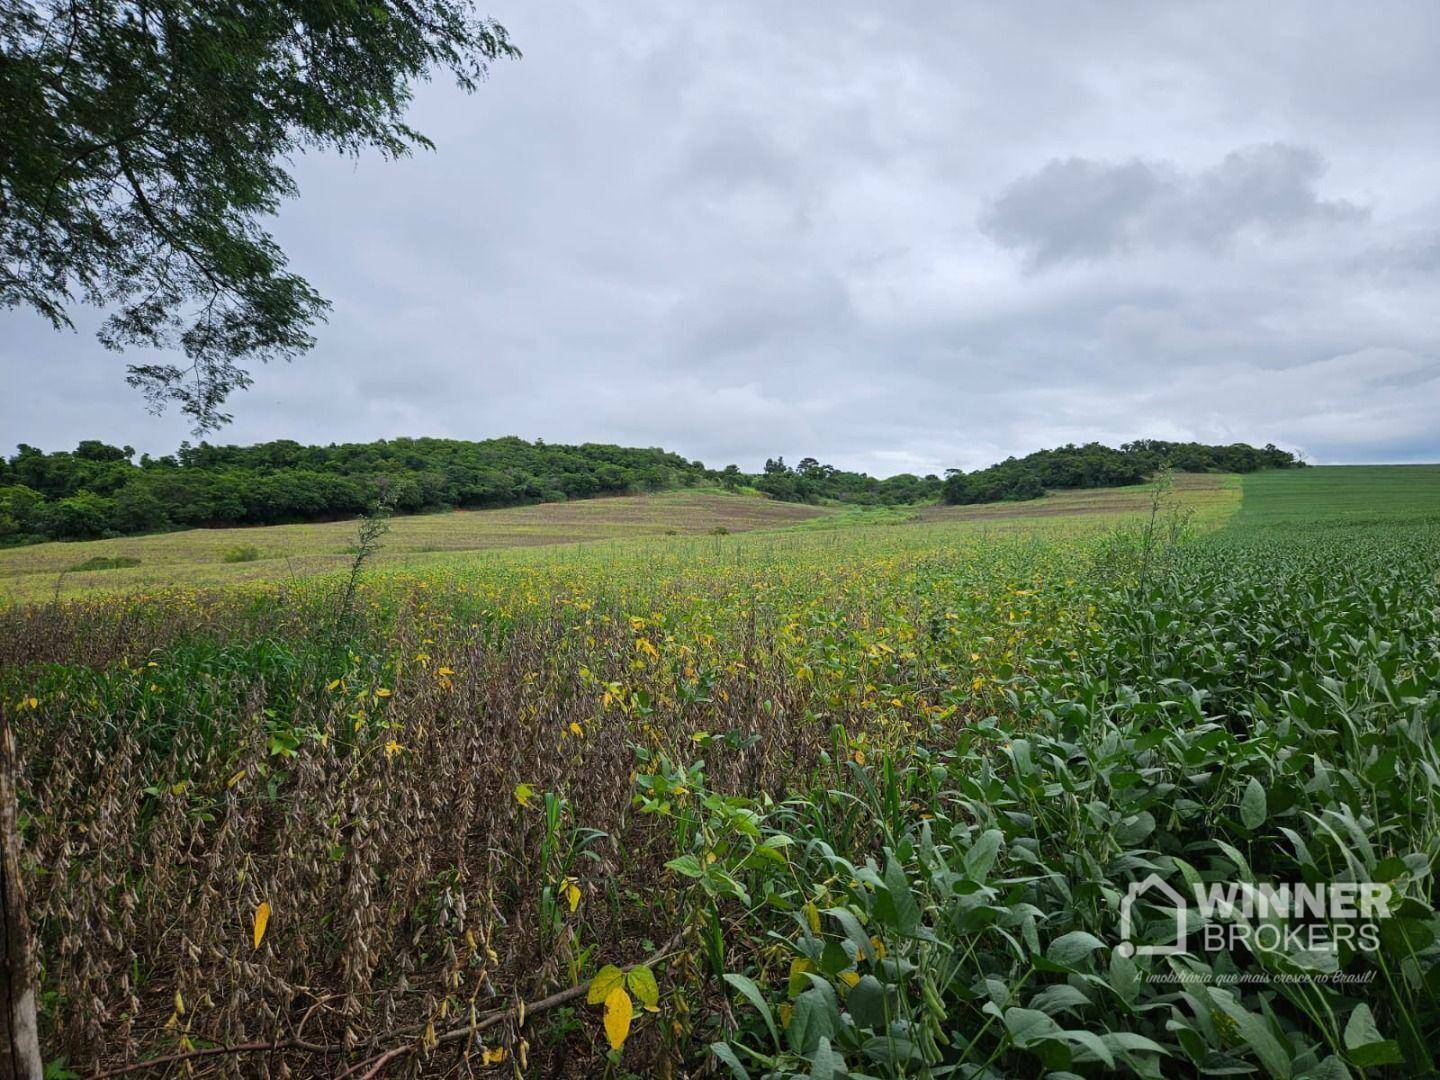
[480,1045,507,1066]
[569,722,584,737]
[170,780,188,796]
[779,1002,793,1029]
[587,964,625,1005]
[803,902,821,934]
[326,678,342,692]
[226,769,246,788]
[253,901,271,949]
[514,783,535,807]
[564,882,581,912]
[626,964,659,1008]
[838,970,861,988]
[603,986,632,1051]
[375,687,392,698]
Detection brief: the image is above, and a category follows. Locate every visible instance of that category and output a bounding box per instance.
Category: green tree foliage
[0,437,705,543]
[0,0,517,430]
[0,484,45,542]
[749,457,943,506]
[1,435,1306,545]
[942,440,1303,505]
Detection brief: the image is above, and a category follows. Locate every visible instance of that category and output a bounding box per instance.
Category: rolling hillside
[0,491,829,602]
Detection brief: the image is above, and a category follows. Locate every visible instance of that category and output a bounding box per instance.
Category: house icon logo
[1117,874,1189,958]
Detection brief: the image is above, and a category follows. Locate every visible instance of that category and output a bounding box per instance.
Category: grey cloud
[982,144,1366,269]
[1353,231,1440,278]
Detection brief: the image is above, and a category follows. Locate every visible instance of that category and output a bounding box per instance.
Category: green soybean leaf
[1213,996,1290,1078]
[964,828,1004,881]
[810,1036,841,1080]
[846,974,889,1029]
[708,1042,752,1080]
[1003,1006,1062,1047]
[1046,930,1105,968]
[723,973,779,1050]
[879,852,921,933]
[788,986,839,1055]
[1028,984,1092,1015]
[824,907,875,961]
[1343,1003,1404,1067]
[1240,777,1267,830]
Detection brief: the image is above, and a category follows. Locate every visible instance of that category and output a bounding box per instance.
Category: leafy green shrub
[221,544,263,563]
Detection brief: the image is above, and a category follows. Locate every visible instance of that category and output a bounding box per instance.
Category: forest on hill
[0,438,707,542]
[0,436,1300,543]
[941,439,1303,504]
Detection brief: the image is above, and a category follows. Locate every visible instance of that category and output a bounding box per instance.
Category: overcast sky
[4,1,1439,474]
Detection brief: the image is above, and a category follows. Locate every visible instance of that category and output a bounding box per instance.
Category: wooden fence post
[0,714,41,1080]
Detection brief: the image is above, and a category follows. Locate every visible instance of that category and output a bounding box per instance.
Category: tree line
[740,457,943,506]
[0,437,707,542]
[941,440,1303,504]
[0,436,1302,544]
